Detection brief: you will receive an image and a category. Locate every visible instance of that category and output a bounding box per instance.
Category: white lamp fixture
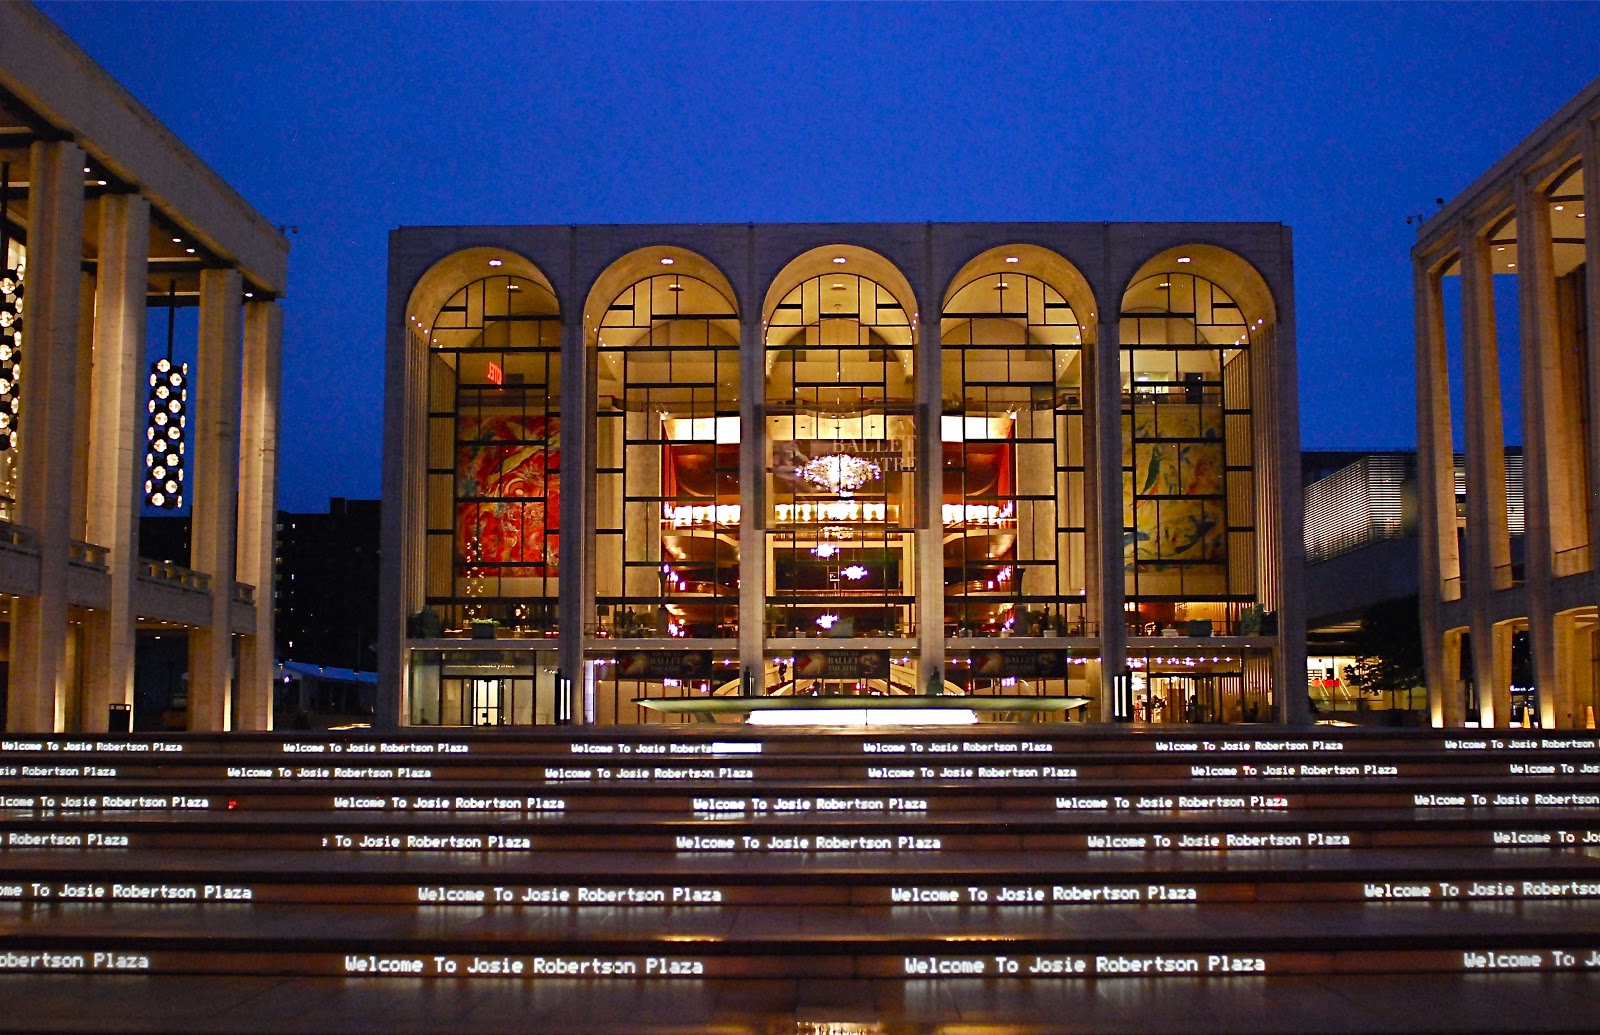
[143,282,188,509]
[0,162,19,452]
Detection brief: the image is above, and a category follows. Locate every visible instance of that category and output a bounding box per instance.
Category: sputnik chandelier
[798,452,880,494]
[0,163,21,452]
[143,282,188,509]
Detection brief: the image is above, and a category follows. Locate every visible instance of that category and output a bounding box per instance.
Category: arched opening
[940,245,1097,707]
[1120,247,1274,723]
[585,248,740,723]
[403,249,562,727]
[761,246,918,694]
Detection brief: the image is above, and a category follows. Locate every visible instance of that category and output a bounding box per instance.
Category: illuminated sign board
[612,650,714,681]
[792,650,890,681]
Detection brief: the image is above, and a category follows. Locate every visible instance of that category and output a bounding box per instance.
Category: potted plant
[469,618,499,640]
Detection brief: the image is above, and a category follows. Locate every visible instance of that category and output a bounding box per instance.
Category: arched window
[1120,271,1255,622]
[764,267,915,658]
[942,267,1088,641]
[422,274,562,634]
[592,271,740,643]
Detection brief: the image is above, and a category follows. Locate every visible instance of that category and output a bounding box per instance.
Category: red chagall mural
[455,415,560,576]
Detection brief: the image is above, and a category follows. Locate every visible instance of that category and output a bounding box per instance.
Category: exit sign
[486,360,503,385]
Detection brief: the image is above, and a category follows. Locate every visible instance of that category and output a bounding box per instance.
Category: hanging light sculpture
[143,281,187,508]
[797,452,880,494]
[0,162,21,452]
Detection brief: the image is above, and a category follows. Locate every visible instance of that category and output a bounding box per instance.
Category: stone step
[3,899,1599,979]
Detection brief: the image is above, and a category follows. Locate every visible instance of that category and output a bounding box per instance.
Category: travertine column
[188,267,243,731]
[737,311,764,692]
[1458,226,1511,726]
[235,299,281,729]
[81,193,149,733]
[8,141,84,732]
[1414,261,1463,726]
[1515,180,1565,725]
[557,283,585,722]
[916,310,944,689]
[1094,317,1125,722]
[1585,121,1600,605]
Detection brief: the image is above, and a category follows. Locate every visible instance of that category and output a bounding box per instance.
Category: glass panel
[942,272,1087,642]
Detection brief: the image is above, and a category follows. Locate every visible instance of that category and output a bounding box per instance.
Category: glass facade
[423,275,562,634]
[1120,272,1256,635]
[765,273,915,648]
[941,270,1088,638]
[392,234,1292,727]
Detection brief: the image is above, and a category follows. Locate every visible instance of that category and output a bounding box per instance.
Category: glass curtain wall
[765,273,916,658]
[423,275,562,634]
[593,274,740,640]
[1120,271,1257,635]
[941,272,1088,639]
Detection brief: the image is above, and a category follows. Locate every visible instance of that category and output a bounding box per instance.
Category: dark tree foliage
[1348,595,1425,695]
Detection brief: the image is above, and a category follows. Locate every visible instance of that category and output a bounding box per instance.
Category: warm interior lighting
[798,453,881,493]
[1176,256,1192,263]
[488,258,503,267]
[831,256,847,264]
[659,257,675,265]
[1004,256,1019,263]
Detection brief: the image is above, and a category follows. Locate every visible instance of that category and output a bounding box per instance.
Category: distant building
[0,4,286,733]
[276,499,380,671]
[1413,76,1600,729]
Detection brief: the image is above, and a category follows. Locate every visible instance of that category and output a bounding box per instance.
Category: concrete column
[1515,180,1565,726]
[916,310,944,689]
[1094,318,1125,722]
[1585,120,1600,605]
[1413,260,1462,725]
[81,193,149,733]
[188,267,242,731]
[7,141,84,732]
[71,271,95,539]
[737,312,764,692]
[235,299,281,729]
[557,284,585,721]
[1458,225,1511,726]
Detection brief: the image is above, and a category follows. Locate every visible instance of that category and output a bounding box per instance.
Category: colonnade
[1414,86,1600,729]
[0,142,285,732]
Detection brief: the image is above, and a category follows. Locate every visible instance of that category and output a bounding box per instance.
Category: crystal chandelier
[798,453,880,494]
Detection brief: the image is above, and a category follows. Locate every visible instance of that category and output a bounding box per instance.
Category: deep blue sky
[38,1,1600,511]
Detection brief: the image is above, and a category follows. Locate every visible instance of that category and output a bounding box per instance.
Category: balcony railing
[233,582,255,606]
[1441,575,1462,602]
[68,540,108,571]
[138,559,211,593]
[1554,545,1591,578]
[0,518,36,554]
[1491,562,1523,590]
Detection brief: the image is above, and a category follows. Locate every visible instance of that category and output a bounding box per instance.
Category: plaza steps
[2,726,1600,1032]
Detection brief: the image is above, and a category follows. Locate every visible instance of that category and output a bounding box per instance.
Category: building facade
[0,5,286,732]
[1414,77,1600,729]
[381,223,1303,727]
[276,498,380,672]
